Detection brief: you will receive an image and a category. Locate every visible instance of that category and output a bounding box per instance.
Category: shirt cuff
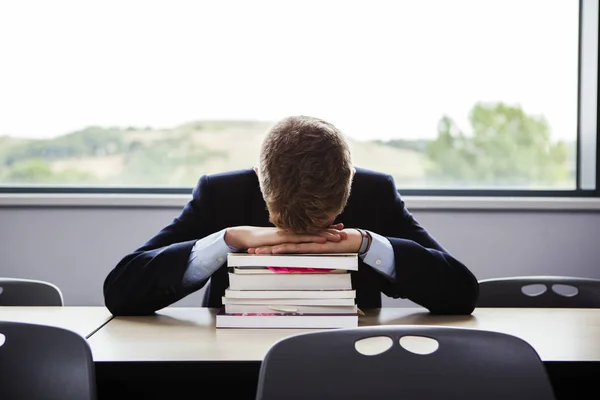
[360,230,396,280]
[182,228,235,287]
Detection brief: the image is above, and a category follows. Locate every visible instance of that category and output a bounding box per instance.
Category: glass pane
[0,0,580,190]
[579,0,599,190]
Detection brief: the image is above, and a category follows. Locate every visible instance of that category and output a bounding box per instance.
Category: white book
[216,309,358,329]
[221,297,356,306]
[224,303,358,314]
[227,253,358,271]
[232,267,348,275]
[228,271,352,291]
[224,288,356,299]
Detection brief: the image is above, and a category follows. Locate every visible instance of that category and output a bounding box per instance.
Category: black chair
[477,276,600,308]
[256,325,555,400]
[0,321,96,399]
[0,277,63,306]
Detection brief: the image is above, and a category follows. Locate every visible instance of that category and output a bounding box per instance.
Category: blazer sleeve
[103,175,215,316]
[378,175,479,315]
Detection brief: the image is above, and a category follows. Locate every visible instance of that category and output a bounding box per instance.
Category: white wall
[1,206,599,307]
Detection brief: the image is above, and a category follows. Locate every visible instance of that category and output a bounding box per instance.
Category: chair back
[0,321,96,400]
[256,325,555,400]
[0,278,63,306]
[477,276,600,307]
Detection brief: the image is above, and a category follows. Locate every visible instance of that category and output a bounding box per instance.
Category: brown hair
[258,115,353,233]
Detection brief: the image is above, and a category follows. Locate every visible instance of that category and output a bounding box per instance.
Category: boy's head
[257,115,353,234]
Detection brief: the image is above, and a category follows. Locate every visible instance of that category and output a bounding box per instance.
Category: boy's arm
[103,175,217,316]
[363,174,479,315]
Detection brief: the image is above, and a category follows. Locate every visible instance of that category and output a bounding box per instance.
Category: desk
[0,306,113,338]
[0,306,595,398]
[89,307,600,362]
[90,307,600,400]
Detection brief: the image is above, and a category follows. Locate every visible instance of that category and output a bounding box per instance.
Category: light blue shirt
[183,228,396,285]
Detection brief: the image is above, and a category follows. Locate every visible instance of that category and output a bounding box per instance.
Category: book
[224,303,358,314]
[227,253,358,271]
[224,289,356,299]
[227,271,352,291]
[221,297,356,306]
[215,308,358,329]
[231,267,348,274]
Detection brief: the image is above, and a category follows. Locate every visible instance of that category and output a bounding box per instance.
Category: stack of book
[216,252,359,329]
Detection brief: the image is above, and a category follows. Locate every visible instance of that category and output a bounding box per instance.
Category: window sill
[1,193,600,211]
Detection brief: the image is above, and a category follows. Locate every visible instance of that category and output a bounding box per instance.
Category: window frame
[0,0,598,198]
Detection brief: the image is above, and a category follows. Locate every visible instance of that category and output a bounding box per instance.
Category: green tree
[427,102,571,188]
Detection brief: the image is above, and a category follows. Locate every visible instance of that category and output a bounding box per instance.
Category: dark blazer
[103,168,479,316]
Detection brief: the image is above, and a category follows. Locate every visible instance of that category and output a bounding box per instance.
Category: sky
[0,0,580,141]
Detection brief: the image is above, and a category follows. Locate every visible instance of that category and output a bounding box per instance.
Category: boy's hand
[225,223,347,250]
[248,228,362,255]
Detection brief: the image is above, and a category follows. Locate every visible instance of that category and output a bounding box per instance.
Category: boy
[104,116,478,315]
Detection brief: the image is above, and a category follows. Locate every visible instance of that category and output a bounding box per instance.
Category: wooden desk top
[87,307,600,362]
[0,306,113,338]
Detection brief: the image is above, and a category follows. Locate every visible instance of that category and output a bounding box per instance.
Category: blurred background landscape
[0,102,575,189]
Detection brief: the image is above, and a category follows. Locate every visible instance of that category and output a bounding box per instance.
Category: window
[0,0,597,195]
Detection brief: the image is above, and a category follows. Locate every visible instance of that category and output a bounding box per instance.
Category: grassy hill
[1,102,576,189]
[0,121,427,187]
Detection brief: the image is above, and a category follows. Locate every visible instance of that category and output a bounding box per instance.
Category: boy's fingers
[319,230,342,241]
